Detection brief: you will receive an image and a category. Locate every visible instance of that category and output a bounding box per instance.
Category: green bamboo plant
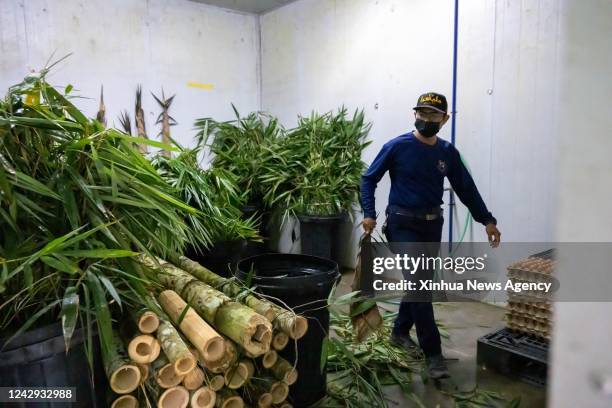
[0,65,199,377]
[194,105,284,206]
[260,107,372,218]
[151,147,260,248]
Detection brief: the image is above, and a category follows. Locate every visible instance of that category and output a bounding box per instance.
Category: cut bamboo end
[136,363,150,384]
[290,316,308,340]
[183,367,205,390]
[202,337,226,363]
[110,364,141,394]
[246,319,273,355]
[159,290,225,364]
[256,392,273,408]
[158,363,185,388]
[242,360,255,380]
[283,369,298,386]
[111,394,138,408]
[209,374,225,391]
[276,403,292,408]
[158,385,189,408]
[128,334,161,364]
[217,391,244,408]
[262,350,278,369]
[270,382,289,404]
[272,332,289,351]
[270,357,298,386]
[175,355,197,377]
[224,362,249,389]
[191,386,216,408]
[139,311,160,333]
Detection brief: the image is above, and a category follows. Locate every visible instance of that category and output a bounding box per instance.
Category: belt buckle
[425,213,437,221]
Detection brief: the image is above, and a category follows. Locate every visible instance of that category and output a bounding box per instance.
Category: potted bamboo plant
[194,106,284,255]
[260,107,371,261]
[151,147,259,276]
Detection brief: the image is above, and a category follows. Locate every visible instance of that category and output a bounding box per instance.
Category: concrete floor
[334,269,547,408]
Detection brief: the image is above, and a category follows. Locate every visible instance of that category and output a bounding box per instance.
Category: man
[360,92,501,379]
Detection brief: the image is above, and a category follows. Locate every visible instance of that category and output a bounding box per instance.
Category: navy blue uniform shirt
[360,131,494,225]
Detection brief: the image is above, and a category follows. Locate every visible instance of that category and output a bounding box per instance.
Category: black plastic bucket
[186,239,247,277]
[0,322,107,407]
[297,214,344,261]
[241,204,273,258]
[236,254,340,407]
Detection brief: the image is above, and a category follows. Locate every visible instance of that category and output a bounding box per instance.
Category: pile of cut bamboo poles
[505,254,555,339]
[107,256,304,408]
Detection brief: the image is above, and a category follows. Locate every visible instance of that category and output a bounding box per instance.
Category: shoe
[426,354,450,379]
[390,332,419,352]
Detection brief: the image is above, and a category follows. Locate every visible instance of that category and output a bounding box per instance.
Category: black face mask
[415,119,440,138]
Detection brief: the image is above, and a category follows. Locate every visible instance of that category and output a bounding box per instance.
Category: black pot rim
[237,253,339,282]
[297,212,345,223]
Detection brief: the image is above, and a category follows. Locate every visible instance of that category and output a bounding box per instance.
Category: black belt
[387,205,443,221]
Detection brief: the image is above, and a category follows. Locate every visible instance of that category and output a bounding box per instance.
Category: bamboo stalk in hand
[158,290,225,364]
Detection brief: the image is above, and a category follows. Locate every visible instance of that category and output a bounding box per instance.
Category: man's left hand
[486,223,501,248]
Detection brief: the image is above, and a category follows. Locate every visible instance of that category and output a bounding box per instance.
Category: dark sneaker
[390,332,419,352]
[426,354,450,379]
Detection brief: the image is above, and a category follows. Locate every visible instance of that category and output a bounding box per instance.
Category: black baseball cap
[413,92,448,114]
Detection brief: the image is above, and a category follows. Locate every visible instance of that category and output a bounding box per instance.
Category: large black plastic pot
[241,204,273,258]
[186,239,247,277]
[237,254,340,407]
[0,322,107,407]
[297,213,344,261]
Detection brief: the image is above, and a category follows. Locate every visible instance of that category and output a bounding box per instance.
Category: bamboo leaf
[61,286,79,352]
[41,255,79,275]
[59,249,138,258]
[98,274,122,310]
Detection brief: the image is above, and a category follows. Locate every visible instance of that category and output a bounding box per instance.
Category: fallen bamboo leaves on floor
[317,310,520,408]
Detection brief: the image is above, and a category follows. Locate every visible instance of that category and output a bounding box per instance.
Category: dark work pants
[385,211,443,357]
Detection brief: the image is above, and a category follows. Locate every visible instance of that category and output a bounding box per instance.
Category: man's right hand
[362,217,377,235]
